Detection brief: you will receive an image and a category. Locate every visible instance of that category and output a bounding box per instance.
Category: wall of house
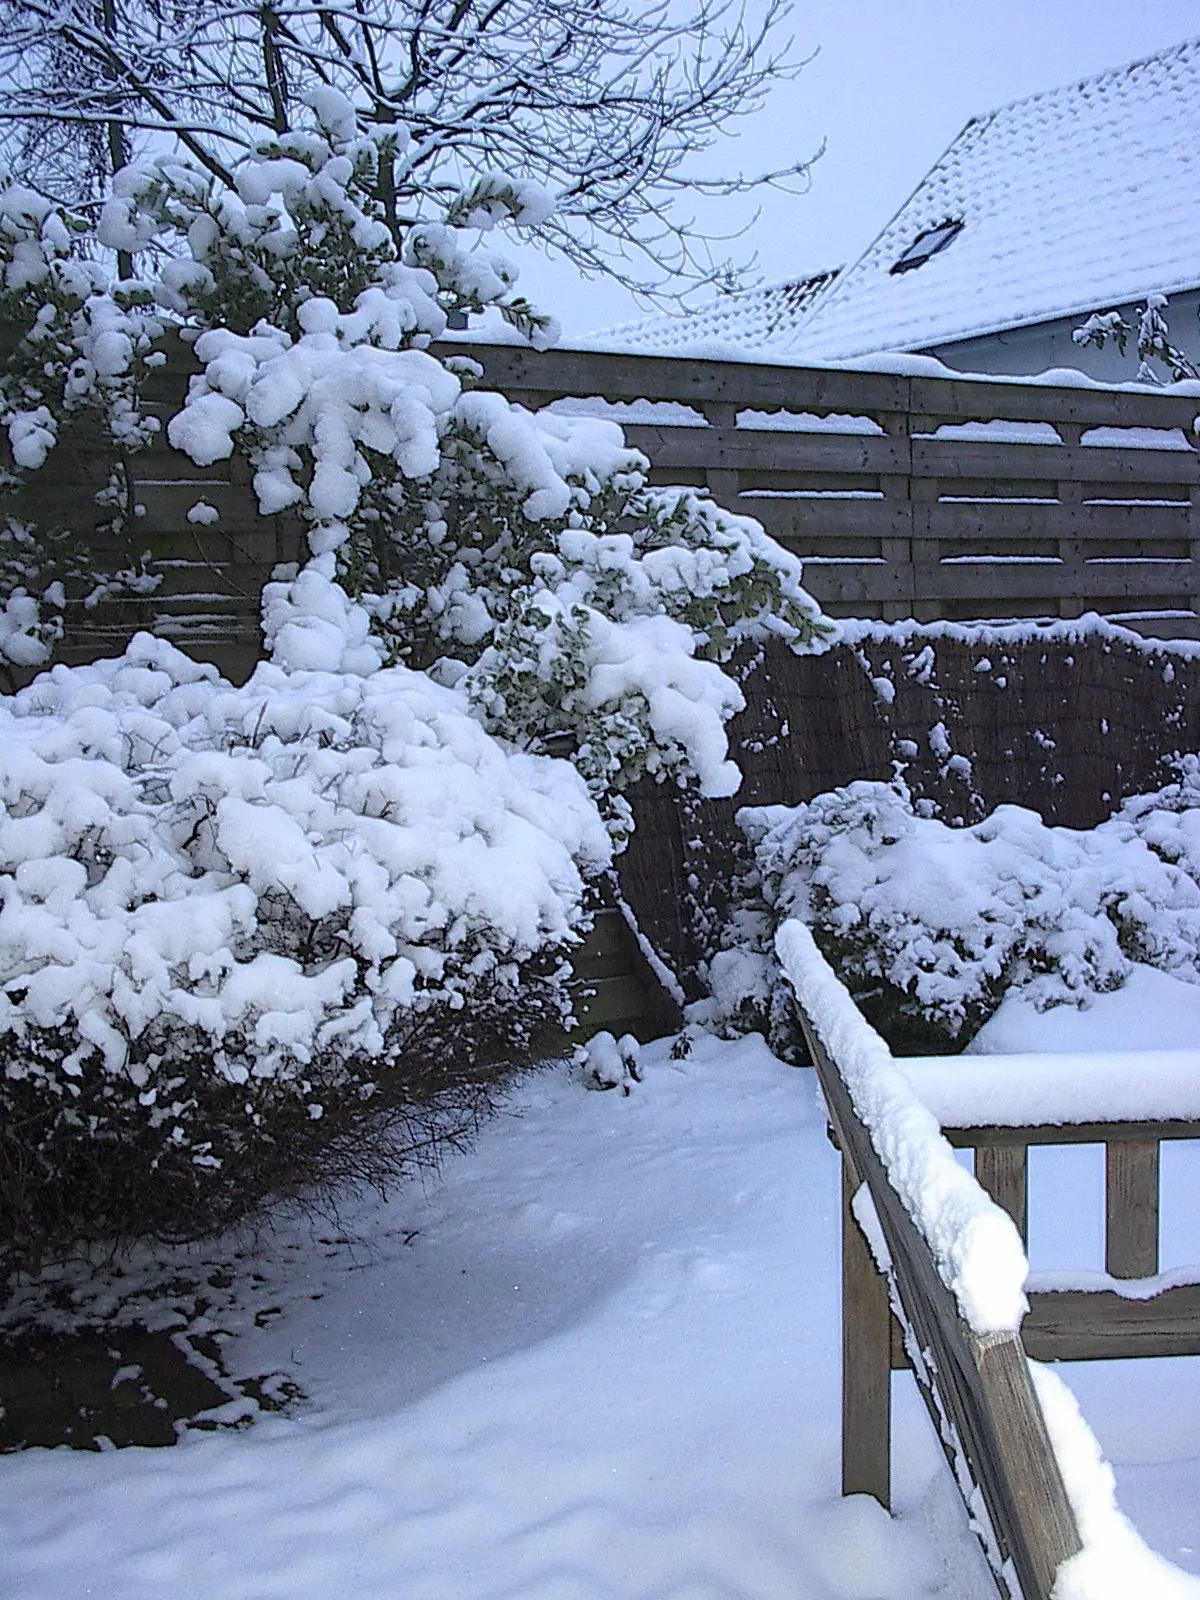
[929,291,1200,382]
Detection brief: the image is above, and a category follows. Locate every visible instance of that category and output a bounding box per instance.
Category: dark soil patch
[0,1324,305,1451]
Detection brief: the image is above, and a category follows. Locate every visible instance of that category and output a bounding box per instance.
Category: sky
[512,0,1200,339]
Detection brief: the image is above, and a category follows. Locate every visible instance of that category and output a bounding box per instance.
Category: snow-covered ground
[1,983,1198,1598]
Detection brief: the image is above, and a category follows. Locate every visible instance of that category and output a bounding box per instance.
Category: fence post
[841,1157,892,1505]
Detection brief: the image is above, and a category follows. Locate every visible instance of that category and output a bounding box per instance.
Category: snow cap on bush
[719,775,1200,1053]
[0,634,609,1139]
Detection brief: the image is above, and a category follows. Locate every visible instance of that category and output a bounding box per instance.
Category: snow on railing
[775,918,1200,1600]
[775,918,1027,1333]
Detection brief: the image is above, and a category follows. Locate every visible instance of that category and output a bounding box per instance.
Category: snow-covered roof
[791,35,1200,361]
[592,269,838,355]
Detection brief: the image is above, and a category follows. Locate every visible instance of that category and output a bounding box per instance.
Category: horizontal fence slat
[1023,1283,1200,1361]
[625,424,907,474]
[910,560,1198,601]
[738,499,910,540]
[906,374,1200,431]
[915,502,1193,538]
[440,342,914,414]
[915,438,1200,485]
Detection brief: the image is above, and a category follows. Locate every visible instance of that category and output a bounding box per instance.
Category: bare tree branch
[0,0,816,298]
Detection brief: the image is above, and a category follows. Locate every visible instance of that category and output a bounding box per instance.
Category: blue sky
[515,0,1200,337]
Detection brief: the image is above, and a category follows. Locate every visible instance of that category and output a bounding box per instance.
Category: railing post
[1105,1139,1160,1279]
[841,1156,892,1506]
[877,410,915,623]
[975,1144,1029,1245]
[1055,422,1086,619]
[700,400,740,507]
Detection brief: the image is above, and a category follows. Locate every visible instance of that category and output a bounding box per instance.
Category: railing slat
[975,1145,1029,1245]
[1105,1139,1160,1279]
[841,1160,893,1504]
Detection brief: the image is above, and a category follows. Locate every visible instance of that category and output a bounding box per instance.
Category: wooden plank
[915,439,1200,486]
[942,1119,1200,1149]
[623,424,907,475]
[800,566,908,608]
[975,1146,1028,1244]
[907,375,1200,432]
[1023,1283,1200,1362]
[908,560,1198,603]
[794,565,914,607]
[436,341,914,415]
[739,499,912,541]
[800,1010,1080,1600]
[842,1160,893,1504]
[1105,1140,1160,1279]
[914,502,1193,540]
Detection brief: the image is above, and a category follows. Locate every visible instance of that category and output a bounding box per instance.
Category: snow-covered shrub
[0,633,610,1264]
[709,775,1200,1055]
[0,176,163,669]
[1073,292,1199,384]
[0,92,833,1257]
[95,96,831,828]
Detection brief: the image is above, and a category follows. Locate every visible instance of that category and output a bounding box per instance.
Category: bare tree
[0,0,813,299]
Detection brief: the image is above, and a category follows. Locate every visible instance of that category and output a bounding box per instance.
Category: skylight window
[890,219,964,275]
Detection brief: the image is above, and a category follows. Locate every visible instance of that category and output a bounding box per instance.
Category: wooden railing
[779,922,1200,1600]
[797,1012,1080,1600]
[904,1056,1200,1365]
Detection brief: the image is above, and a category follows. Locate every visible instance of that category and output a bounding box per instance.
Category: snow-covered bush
[0,175,163,671]
[1073,292,1200,384]
[95,95,831,828]
[0,90,833,1258]
[709,770,1200,1055]
[0,633,610,1263]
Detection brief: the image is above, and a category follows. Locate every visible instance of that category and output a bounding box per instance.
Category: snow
[835,610,1200,663]
[773,918,1030,1334]
[900,1046,1200,1129]
[0,984,1197,1594]
[1,1013,1195,1597]
[790,37,1200,362]
[1033,1364,1200,1600]
[0,1032,999,1600]
[969,961,1200,1055]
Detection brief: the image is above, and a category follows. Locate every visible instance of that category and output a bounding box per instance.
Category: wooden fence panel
[6,334,1200,676]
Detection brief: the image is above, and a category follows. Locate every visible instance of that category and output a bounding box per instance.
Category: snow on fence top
[773,917,1029,1333]
[899,1050,1200,1129]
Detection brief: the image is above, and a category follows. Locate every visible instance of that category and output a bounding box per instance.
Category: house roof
[592,269,838,355]
[790,35,1200,361]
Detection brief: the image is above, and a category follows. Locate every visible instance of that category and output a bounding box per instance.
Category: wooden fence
[6,336,1200,681]
[454,344,1200,640]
